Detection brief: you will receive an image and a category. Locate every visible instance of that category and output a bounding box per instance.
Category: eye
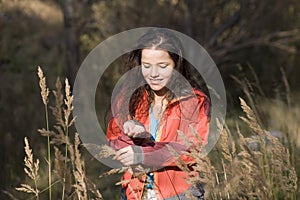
[159,64,168,68]
[142,63,151,68]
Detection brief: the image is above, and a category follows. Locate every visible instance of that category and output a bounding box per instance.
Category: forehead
[141,48,172,62]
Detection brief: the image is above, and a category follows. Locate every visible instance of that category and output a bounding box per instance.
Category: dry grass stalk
[16,137,40,199]
[37,66,49,105]
[167,128,216,198]
[51,77,64,127]
[217,125,233,163]
[166,143,191,173]
[37,128,56,137]
[235,128,269,199]
[54,146,72,194]
[82,144,117,167]
[18,68,104,199]
[64,78,75,128]
[231,70,264,126]
[238,98,297,199]
[207,128,235,199]
[85,143,150,193]
[16,184,38,195]
[259,99,300,148]
[73,133,88,200]
[247,64,265,97]
[37,66,52,200]
[95,144,151,198]
[86,179,103,200]
[96,144,117,158]
[280,67,291,107]
[165,97,298,199]
[51,125,70,145]
[51,77,76,200]
[2,190,19,200]
[23,138,40,182]
[264,131,298,194]
[239,97,264,137]
[100,167,129,179]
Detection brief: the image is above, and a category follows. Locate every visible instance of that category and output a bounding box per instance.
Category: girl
[106,28,210,200]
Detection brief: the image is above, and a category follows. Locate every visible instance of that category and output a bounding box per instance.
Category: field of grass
[8,67,299,200]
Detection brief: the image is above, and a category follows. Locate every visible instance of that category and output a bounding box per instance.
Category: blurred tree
[61,0,80,86]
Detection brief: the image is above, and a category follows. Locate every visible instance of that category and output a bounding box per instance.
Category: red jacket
[106,89,210,199]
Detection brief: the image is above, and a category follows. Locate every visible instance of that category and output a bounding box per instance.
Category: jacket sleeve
[106,114,153,149]
[106,119,188,167]
[106,115,136,149]
[106,93,210,167]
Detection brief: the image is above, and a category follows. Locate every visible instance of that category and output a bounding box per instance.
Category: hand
[123,120,148,138]
[114,146,144,166]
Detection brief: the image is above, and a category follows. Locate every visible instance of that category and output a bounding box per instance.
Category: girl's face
[141,48,175,94]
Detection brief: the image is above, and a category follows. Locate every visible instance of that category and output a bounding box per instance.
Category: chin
[149,85,164,91]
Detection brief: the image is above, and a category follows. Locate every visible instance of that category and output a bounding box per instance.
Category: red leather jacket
[106,89,210,200]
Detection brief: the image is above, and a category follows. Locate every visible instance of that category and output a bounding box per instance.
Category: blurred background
[1,0,300,199]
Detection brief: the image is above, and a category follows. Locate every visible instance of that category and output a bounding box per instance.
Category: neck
[152,92,169,110]
[154,93,164,100]
[153,87,168,99]
[152,93,167,119]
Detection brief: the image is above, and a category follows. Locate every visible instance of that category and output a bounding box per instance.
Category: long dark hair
[112,28,206,122]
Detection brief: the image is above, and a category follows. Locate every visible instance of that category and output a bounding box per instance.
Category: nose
[150,66,159,78]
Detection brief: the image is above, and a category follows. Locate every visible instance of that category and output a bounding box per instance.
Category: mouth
[149,78,163,84]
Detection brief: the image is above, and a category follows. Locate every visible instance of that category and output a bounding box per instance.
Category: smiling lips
[149,78,163,84]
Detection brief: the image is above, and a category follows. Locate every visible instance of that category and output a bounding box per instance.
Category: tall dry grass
[37,66,52,199]
[165,97,297,200]
[16,137,40,199]
[15,66,299,200]
[96,100,298,199]
[96,66,298,199]
[16,67,103,200]
[97,96,298,199]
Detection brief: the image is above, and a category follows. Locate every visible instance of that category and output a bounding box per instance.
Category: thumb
[123,121,134,134]
[123,125,129,134]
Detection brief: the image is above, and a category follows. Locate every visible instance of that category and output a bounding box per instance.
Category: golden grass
[165,97,298,200]
[259,99,300,148]
[96,89,299,199]
[16,66,299,199]
[73,133,88,199]
[37,66,52,199]
[37,66,49,106]
[16,67,103,199]
[16,137,40,199]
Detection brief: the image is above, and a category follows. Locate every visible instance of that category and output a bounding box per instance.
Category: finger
[121,160,132,166]
[134,132,148,138]
[123,126,128,134]
[126,131,134,137]
[132,128,147,138]
[115,146,132,157]
[114,148,126,159]
[131,126,143,137]
[119,159,131,166]
[123,124,131,134]
[117,153,132,165]
[124,122,137,136]
[123,121,132,134]
[131,127,141,134]
[119,155,133,166]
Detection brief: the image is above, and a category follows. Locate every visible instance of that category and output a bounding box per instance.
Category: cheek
[141,68,148,78]
[163,68,174,78]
